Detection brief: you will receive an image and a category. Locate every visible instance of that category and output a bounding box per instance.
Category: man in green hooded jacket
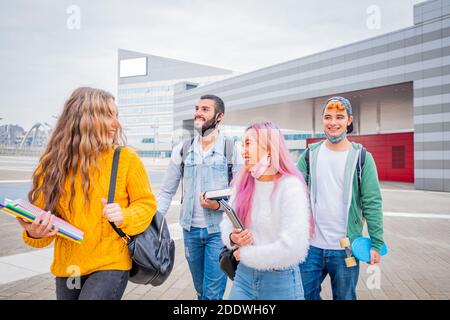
[297,96,383,300]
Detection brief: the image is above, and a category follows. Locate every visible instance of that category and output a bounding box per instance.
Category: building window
[142,137,155,144]
[283,134,312,140]
[136,150,172,158]
[392,146,405,169]
[186,84,198,90]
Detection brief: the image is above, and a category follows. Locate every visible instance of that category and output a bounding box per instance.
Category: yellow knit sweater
[22,147,157,277]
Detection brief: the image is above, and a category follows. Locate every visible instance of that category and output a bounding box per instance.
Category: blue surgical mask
[325,131,347,144]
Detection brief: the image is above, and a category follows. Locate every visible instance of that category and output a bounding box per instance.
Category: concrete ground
[0,155,449,300]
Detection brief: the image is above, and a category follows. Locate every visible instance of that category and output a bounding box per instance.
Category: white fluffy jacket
[220,175,311,270]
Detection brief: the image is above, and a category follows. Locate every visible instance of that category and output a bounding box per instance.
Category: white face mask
[249,154,271,179]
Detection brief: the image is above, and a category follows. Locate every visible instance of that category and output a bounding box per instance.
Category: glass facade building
[117,49,239,157]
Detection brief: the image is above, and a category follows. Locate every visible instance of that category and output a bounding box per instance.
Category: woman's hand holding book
[17,211,58,239]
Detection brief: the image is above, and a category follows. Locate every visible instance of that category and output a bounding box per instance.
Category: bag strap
[357,146,366,188]
[108,146,130,243]
[180,138,194,174]
[179,137,195,204]
[357,146,367,217]
[304,147,310,184]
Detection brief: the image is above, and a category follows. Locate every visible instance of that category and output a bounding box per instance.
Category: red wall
[306,132,414,182]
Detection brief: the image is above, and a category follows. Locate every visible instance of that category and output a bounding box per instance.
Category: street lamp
[0,118,3,146]
[150,123,159,158]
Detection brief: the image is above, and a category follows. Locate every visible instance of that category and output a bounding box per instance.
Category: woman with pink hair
[218,121,312,300]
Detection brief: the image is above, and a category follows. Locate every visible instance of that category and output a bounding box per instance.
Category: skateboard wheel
[339,237,351,248]
[345,257,357,268]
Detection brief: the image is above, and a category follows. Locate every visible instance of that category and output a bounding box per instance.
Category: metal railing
[0,146,45,157]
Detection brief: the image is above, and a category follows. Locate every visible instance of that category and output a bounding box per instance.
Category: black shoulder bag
[219,244,239,280]
[108,147,175,286]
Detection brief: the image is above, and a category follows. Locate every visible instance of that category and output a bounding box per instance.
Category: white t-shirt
[191,143,213,228]
[310,143,349,250]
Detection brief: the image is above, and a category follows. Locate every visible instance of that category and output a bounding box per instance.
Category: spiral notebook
[0,199,84,244]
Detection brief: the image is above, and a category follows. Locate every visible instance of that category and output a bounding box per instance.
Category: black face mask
[195,113,222,137]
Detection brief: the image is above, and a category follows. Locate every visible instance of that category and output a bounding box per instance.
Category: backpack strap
[357,146,367,189]
[304,148,310,184]
[356,146,367,218]
[224,136,235,184]
[179,137,195,204]
[180,137,194,179]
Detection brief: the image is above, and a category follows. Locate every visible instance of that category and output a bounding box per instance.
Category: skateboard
[339,237,388,267]
[351,236,388,263]
[339,237,358,267]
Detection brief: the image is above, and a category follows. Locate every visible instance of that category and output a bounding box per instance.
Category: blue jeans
[183,227,227,300]
[55,270,128,300]
[300,245,360,300]
[229,263,304,300]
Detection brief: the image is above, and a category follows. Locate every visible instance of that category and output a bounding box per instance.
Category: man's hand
[199,192,220,210]
[101,198,124,227]
[17,211,58,239]
[370,250,381,265]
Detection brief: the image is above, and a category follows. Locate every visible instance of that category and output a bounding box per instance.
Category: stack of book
[0,199,84,244]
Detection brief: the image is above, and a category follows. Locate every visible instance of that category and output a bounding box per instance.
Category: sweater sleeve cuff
[120,208,132,230]
[220,230,234,249]
[120,206,155,236]
[220,221,234,249]
[22,230,54,248]
[238,246,254,265]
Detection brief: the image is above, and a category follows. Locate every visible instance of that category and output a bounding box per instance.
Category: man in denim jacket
[157,94,242,300]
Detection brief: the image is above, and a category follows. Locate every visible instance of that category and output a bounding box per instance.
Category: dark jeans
[300,246,360,300]
[56,270,128,300]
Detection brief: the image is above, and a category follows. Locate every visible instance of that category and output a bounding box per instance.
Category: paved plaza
[0,155,449,300]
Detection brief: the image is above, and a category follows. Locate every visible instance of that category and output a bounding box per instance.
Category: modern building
[173,0,450,192]
[0,124,25,145]
[117,49,239,157]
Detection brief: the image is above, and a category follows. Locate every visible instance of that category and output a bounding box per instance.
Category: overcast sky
[0,0,422,130]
